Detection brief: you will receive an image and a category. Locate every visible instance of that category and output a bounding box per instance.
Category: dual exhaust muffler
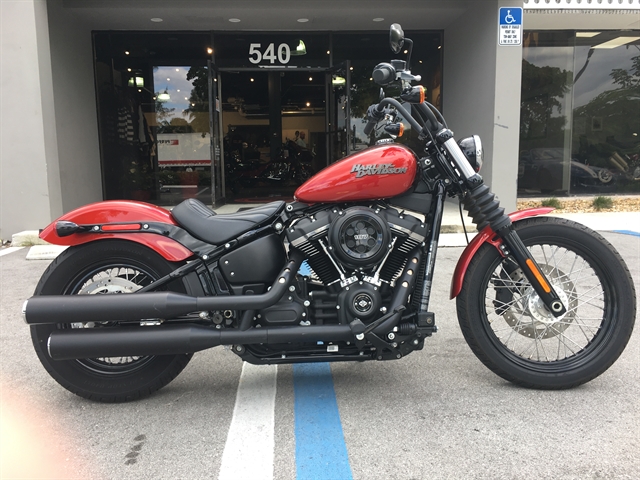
[46,323,356,360]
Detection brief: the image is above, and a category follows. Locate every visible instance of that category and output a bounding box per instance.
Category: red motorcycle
[24,25,636,402]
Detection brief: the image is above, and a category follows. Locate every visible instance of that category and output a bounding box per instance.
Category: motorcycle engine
[284,205,428,325]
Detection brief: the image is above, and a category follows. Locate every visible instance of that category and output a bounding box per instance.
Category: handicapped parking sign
[499,7,522,46]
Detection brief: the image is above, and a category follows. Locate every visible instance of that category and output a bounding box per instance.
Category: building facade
[1,0,638,238]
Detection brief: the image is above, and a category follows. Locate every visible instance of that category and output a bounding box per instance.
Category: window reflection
[153,66,212,205]
[519,31,640,196]
[94,32,211,206]
[572,33,640,190]
[333,32,442,155]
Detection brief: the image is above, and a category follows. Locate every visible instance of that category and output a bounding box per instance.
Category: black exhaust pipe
[24,253,303,325]
[47,323,356,360]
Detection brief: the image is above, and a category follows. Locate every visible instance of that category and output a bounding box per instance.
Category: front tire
[457,217,636,389]
[31,240,193,402]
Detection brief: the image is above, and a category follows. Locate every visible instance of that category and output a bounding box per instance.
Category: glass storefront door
[153,65,213,205]
[94,31,443,205]
[219,69,327,202]
[94,32,213,207]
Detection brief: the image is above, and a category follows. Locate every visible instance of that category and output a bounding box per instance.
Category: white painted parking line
[0,247,24,257]
[218,362,277,480]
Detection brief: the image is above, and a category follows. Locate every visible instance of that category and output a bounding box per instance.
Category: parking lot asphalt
[1,230,638,480]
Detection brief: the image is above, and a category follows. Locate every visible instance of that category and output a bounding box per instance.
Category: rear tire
[31,240,193,402]
[457,217,636,389]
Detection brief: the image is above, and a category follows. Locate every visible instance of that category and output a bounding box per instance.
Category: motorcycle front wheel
[30,240,193,402]
[457,217,636,389]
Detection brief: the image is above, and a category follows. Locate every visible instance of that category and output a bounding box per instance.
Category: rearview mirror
[390,24,405,54]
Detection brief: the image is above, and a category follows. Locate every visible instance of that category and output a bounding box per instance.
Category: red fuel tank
[295,144,418,203]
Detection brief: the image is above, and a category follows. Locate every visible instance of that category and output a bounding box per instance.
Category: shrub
[592,196,613,211]
[541,197,562,209]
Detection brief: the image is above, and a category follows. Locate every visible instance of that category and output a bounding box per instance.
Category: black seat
[171,199,285,245]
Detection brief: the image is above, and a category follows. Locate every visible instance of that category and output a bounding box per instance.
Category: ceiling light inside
[373,18,384,22]
[229,18,241,23]
[576,32,600,38]
[291,40,307,56]
[297,18,309,23]
[150,18,163,22]
[128,77,144,88]
[593,36,640,49]
[332,76,346,86]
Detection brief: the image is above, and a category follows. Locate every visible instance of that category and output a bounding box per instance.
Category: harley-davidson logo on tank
[350,163,408,178]
[295,144,417,203]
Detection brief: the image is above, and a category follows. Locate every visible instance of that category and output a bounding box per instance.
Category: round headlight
[457,135,483,172]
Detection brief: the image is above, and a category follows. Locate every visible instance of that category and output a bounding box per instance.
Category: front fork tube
[497,227,567,317]
[439,132,567,318]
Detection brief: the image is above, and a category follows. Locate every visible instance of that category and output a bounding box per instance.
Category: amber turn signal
[400,85,426,104]
[526,259,552,293]
[383,123,404,137]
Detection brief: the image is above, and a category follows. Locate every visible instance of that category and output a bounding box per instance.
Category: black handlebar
[364,98,440,137]
[363,104,384,136]
[416,103,444,133]
[363,119,378,137]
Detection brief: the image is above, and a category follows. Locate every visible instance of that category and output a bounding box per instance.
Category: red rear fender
[39,201,194,262]
[449,208,554,299]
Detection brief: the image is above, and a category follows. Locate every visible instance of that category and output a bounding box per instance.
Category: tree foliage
[520,59,572,139]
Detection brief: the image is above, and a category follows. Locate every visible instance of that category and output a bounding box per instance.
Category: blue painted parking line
[613,230,640,237]
[293,363,353,480]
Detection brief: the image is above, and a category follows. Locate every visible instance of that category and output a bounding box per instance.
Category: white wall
[46,0,102,213]
[0,0,59,239]
[444,0,524,214]
[0,0,101,239]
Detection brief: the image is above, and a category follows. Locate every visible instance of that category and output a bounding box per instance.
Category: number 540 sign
[248,43,292,64]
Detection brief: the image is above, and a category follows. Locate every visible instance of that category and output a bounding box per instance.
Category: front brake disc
[501,264,577,339]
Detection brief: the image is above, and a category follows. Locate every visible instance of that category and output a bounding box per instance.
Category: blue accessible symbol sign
[499,7,522,46]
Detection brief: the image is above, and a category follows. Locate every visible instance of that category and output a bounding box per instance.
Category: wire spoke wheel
[65,264,158,373]
[457,217,636,389]
[30,240,193,402]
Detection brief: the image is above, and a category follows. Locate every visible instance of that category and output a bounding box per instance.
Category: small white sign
[157,133,211,167]
[499,7,522,46]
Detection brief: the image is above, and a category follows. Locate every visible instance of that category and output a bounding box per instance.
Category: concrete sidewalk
[438,198,640,246]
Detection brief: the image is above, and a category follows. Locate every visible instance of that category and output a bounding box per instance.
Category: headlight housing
[458,135,483,172]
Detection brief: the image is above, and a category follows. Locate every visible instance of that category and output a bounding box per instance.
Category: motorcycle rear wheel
[30,240,193,402]
[457,217,636,389]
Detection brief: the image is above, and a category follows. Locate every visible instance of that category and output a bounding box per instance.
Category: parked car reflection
[518,148,618,194]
